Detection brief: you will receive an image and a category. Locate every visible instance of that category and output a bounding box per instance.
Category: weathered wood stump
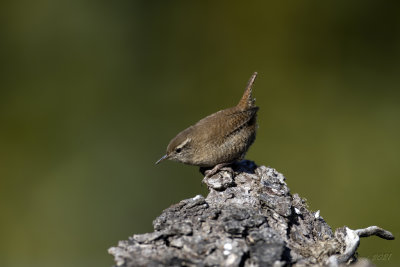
[109,160,394,266]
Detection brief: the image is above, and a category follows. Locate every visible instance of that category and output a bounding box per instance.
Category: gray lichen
[109,160,394,267]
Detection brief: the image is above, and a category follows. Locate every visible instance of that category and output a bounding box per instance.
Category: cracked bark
[108,160,394,267]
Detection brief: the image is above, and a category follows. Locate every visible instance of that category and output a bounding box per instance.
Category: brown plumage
[156,72,259,174]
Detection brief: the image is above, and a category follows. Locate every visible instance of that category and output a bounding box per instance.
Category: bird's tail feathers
[237,72,257,110]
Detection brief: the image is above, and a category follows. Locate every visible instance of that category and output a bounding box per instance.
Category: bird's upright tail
[237,72,257,110]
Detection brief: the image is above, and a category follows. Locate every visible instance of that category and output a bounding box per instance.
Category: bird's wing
[195,107,258,141]
[223,107,259,137]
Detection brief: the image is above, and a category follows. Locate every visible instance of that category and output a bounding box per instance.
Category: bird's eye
[175,148,182,153]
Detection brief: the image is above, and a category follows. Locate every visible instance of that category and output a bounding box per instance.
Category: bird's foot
[202,163,233,178]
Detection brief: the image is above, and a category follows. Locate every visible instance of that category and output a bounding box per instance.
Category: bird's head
[155,129,195,165]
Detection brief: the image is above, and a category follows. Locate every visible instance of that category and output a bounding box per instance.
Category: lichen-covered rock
[109,160,394,267]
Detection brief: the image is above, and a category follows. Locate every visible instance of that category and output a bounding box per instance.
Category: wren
[156,72,259,177]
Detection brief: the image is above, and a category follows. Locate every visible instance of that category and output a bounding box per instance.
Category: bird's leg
[204,162,233,178]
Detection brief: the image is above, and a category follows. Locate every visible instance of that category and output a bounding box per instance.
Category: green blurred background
[1,1,399,266]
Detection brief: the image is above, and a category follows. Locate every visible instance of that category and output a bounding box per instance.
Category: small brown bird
[156,72,259,176]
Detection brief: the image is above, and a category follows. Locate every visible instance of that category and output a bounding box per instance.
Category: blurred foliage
[0,1,399,266]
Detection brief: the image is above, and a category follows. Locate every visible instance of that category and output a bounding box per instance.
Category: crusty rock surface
[109,160,394,267]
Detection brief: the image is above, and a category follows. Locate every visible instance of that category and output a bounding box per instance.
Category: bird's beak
[155,154,169,165]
